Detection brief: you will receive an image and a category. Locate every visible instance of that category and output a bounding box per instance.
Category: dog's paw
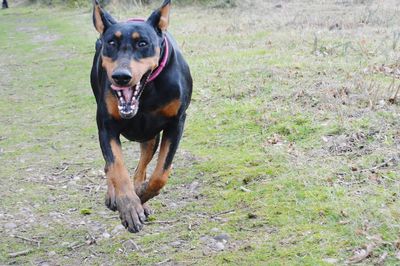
[135,181,148,199]
[142,202,153,218]
[136,181,161,204]
[116,193,146,233]
[105,188,117,211]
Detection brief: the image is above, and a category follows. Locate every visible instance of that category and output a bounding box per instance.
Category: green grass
[1,1,400,265]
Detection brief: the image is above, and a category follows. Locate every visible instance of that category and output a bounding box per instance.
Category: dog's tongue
[111,85,133,102]
[122,88,133,102]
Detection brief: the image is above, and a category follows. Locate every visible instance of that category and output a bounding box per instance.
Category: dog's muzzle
[110,71,151,119]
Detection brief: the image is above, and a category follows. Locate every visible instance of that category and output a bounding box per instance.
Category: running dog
[90,0,192,233]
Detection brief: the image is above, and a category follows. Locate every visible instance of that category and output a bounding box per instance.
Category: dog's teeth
[117,91,122,97]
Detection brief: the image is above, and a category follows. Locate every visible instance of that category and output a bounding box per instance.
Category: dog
[90,0,192,233]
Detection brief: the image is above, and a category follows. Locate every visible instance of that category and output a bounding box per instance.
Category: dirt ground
[1,0,400,265]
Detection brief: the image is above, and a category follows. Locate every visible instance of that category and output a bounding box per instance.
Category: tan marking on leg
[148,165,171,194]
[140,139,171,202]
[133,139,157,189]
[106,140,145,232]
[107,140,133,195]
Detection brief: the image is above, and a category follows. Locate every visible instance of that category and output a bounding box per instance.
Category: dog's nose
[112,69,132,86]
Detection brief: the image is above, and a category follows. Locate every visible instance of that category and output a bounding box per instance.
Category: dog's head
[93,0,171,119]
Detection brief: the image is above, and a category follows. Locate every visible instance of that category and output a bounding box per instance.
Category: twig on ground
[68,241,86,250]
[104,215,119,219]
[55,179,71,185]
[336,156,398,182]
[17,165,35,171]
[239,186,252,192]
[66,161,93,166]
[52,165,69,176]
[359,157,397,173]
[239,227,257,232]
[210,209,235,219]
[84,175,98,185]
[89,248,99,256]
[145,219,178,225]
[8,249,33,258]
[337,179,367,186]
[12,235,41,247]
[392,32,400,50]
[347,243,375,264]
[156,258,171,265]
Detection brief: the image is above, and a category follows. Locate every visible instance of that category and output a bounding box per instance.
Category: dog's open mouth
[110,73,150,119]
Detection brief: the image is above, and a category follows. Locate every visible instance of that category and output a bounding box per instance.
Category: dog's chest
[119,112,169,142]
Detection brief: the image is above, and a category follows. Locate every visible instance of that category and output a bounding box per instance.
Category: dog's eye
[137,41,148,48]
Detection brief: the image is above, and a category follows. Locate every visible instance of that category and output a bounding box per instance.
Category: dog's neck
[148,34,169,82]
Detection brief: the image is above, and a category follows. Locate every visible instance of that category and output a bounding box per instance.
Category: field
[1,0,400,264]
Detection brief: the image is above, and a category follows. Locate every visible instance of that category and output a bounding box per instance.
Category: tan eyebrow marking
[115,31,122,38]
[132,32,140,40]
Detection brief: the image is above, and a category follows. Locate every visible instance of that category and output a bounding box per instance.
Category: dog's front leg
[133,134,160,192]
[132,134,160,217]
[138,114,186,203]
[98,129,146,233]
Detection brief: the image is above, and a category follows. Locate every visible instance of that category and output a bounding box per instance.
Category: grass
[1,0,400,265]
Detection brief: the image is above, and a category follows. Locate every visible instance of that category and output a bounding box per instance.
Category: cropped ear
[147,0,171,33]
[93,0,117,35]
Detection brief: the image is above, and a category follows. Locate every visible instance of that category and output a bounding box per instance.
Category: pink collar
[126,18,169,82]
[148,35,169,82]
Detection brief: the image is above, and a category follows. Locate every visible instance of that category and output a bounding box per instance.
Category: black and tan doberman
[90,0,192,233]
